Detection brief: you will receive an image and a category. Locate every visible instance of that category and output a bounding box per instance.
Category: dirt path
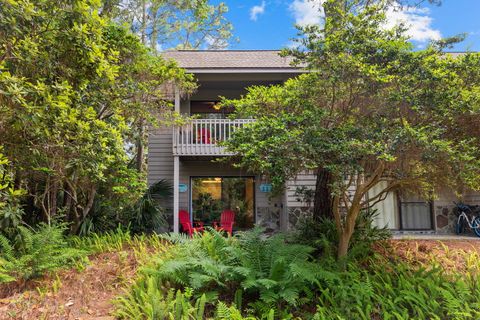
[0,250,139,320]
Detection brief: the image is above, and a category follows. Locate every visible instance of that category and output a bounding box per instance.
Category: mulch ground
[376,239,480,272]
[1,239,480,319]
[0,250,139,320]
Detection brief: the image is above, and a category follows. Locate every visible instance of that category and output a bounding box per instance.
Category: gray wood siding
[147,126,174,209]
[286,171,316,207]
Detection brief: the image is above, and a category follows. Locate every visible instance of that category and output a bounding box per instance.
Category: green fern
[0,223,86,282]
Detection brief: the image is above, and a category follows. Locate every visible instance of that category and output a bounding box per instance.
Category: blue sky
[214,0,480,51]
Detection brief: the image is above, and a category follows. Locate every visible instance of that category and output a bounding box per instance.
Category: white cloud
[204,35,229,49]
[288,1,440,43]
[384,3,442,42]
[289,0,324,27]
[250,1,266,21]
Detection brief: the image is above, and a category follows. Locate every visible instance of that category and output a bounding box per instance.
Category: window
[398,194,433,230]
[191,177,255,230]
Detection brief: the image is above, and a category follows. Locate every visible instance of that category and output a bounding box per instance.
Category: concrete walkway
[392,233,480,240]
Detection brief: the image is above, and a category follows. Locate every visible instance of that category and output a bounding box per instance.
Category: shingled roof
[162,50,302,71]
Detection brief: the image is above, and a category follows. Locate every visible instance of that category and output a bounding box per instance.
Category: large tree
[0,0,194,233]
[100,0,234,172]
[102,0,234,50]
[224,0,480,258]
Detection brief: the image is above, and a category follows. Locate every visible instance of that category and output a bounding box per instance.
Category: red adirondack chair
[179,210,204,237]
[196,128,211,144]
[214,210,235,235]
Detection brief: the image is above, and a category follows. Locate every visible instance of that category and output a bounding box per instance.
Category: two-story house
[148,50,478,235]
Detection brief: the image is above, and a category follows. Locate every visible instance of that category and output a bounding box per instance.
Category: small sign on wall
[179,184,188,193]
[259,183,272,193]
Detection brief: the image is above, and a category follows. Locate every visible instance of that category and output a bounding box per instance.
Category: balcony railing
[173,118,255,156]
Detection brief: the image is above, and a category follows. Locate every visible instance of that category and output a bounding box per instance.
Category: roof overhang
[185,68,306,74]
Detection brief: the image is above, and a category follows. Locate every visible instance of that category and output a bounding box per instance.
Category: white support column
[173,86,181,233]
[281,186,289,231]
[173,156,180,233]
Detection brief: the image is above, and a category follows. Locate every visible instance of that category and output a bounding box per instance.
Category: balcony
[173,118,255,156]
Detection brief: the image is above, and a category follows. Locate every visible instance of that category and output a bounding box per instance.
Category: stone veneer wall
[434,204,457,234]
[288,207,313,229]
[433,190,480,234]
[287,191,480,235]
[290,203,459,234]
[256,207,281,232]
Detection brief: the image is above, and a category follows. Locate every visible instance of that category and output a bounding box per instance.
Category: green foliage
[0,223,86,282]
[116,227,480,319]
[0,147,26,237]
[72,226,134,253]
[80,179,172,235]
[192,192,223,224]
[107,0,235,50]
[0,0,194,233]
[291,209,390,262]
[223,0,480,257]
[312,259,480,320]
[290,216,339,259]
[122,229,322,317]
[123,179,172,234]
[349,209,391,259]
[115,284,260,320]
[215,301,261,320]
[114,285,208,320]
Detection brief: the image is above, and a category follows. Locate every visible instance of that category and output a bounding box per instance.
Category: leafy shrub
[231,229,321,312]
[0,147,26,238]
[118,228,321,318]
[122,179,172,234]
[72,226,134,253]
[349,209,391,258]
[116,227,480,319]
[313,257,480,320]
[115,283,262,320]
[79,180,171,236]
[291,209,391,261]
[115,285,207,320]
[289,216,338,258]
[0,223,86,282]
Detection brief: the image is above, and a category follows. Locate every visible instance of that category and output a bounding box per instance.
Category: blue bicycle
[455,202,480,237]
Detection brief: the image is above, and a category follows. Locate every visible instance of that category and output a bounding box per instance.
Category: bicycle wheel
[456,217,465,235]
[472,217,480,237]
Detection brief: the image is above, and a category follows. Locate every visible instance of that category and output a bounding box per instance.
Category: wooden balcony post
[173,86,180,233]
[173,119,255,156]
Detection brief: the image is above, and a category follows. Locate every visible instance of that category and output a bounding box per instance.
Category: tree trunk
[69,186,97,235]
[136,119,145,172]
[50,179,59,218]
[337,199,363,259]
[337,231,351,259]
[313,167,334,221]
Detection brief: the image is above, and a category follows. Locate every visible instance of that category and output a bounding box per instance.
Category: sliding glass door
[191,177,255,230]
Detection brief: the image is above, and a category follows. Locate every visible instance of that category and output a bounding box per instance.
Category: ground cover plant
[2,223,480,319]
[115,226,480,319]
[0,223,86,283]
[0,227,170,318]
